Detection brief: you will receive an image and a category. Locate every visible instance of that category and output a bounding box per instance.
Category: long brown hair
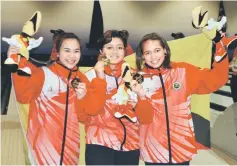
[136,33,171,71]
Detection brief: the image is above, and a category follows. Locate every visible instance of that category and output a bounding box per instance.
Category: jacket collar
[49,61,78,79]
[142,63,169,75]
[104,60,125,78]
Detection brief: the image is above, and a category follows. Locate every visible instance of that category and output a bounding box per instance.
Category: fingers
[94,61,105,79]
[76,88,86,96]
[76,89,86,99]
[130,80,139,91]
[127,101,137,108]
[98,52,110,66]
[8,45,20,57]
[75,83,87,99]
[74,83,86,91]
[77,83,86,90]
[130,80,146,99]
[9,45,20,51]
[95,61,105,69]
[101,57,110,65]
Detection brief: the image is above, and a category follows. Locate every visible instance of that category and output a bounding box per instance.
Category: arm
[135,98,154,124]
[75,98,91,124]
[75,73,107,120]
[185,56,229,95]
[86,77,107,115]
[77,60,107,116]
[12,58,44,103]
[130,81,154,124]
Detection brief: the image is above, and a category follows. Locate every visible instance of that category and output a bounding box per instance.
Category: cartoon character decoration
[98,51,144,123]
[192,6,237,62]
[2,11,43,76]
[112,62,144,123]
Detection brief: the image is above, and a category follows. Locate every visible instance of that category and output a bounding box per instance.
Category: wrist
[96,71,105,79]
[139,95,146,100]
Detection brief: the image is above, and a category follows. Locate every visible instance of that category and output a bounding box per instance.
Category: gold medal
[98,55,110,66]
[71,77,81,89]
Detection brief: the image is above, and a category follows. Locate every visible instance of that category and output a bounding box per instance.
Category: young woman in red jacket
[133,33,229,165]
[8,32,106,165]
[84,30,149,165]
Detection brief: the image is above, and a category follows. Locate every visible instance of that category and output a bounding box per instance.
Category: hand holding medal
[94,53,109,79]
[71,78,87,100]
[71,77,81,89]
[98,53,110,66]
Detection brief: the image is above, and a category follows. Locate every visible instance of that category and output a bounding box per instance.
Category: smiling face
[100,37,125,64]
[142,39,167,69]
[57,39,81,69]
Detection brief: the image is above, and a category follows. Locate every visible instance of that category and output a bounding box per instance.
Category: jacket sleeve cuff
[136,97,154,124]
[91,77,107,88]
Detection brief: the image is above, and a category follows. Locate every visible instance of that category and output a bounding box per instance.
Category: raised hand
[94,60,106,79]
[6,45,20,65]
[74,82,87,100]
[130,80,146,100]
[7,45,20,57]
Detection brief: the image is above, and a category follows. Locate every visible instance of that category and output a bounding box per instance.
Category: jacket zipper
[159,73,172,163]
[114,77,127,151]
[59,70,72,165]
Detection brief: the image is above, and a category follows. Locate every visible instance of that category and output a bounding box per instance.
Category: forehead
[61,39,80,48]
[105,37,123,45]
[143,40,162,50]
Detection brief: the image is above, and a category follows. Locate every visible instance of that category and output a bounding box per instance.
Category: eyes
[74,50,81,53]
[104,45,124,51]
[118,46,124,50]
[144,49,160,56]
[144,52,150,56]
[64,49,81,53]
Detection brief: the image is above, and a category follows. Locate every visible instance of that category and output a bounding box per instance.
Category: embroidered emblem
[173,81,181,90]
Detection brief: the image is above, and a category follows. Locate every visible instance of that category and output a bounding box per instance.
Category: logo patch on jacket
[173,81,181,90]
